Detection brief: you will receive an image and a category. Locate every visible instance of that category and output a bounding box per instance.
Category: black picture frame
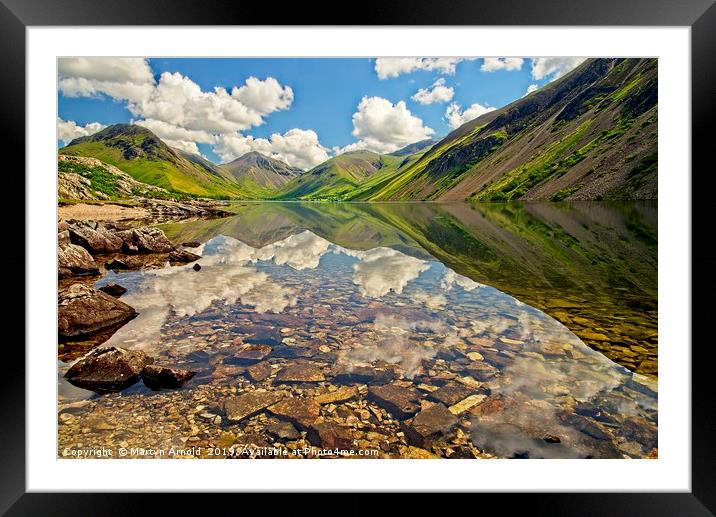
[2,0,714,513]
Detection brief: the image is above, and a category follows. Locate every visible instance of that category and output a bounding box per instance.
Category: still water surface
[58,202,657,459]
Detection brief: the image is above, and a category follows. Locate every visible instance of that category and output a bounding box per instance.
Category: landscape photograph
[57,56,657,460]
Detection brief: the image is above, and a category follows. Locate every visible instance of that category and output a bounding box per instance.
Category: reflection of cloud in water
[441,269,485,291]
[338,314,447,378]
[255,230,331,270]
[108,237,297,347]
[349,247,429,297]
[470,314,514,336]
[205,231,331,271]
[410,290,447,310]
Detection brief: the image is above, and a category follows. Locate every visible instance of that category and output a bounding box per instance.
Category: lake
[58,201,658,459]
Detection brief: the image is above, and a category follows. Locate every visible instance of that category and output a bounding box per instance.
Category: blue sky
[58,57,585,168]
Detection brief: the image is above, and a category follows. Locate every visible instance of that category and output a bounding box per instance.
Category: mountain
[364,58,657,201]
[388,138,438,157]
[222,151,302,193]
[273,147,430,201]
[61,124,247,198]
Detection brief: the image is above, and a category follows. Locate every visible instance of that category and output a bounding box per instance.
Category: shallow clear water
[58,203,658,459]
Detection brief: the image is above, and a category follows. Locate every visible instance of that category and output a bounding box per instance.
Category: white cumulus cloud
[411,78,454,105]
[531,58,587,81]
[213,128,329,170]
[58,57,156,103]
[374,57,468,79]
[481,58,524,72]
[336,96,434,155]
[523,84,539,97]
[444,102,496,130]
[57,117,106,145]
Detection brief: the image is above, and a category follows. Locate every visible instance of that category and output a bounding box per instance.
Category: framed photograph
[4,0,714,512]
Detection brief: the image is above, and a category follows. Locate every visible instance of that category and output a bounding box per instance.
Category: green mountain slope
[222,151,302,196]
[366,58,657,201]
[273,148,430,201]
[61,124,248,199]
[273,151,400,200]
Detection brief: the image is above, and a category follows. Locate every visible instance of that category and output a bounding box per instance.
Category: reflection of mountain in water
[159,201,657,375]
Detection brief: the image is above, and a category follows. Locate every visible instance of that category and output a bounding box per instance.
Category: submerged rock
[368,384,422,420]
[426,382,475,407]
[182,241,201,248]
[227,344,272,365]
[273,362,326,383]
[245,361,273,382]
[141,365,196,390]
[314,386,359,404]
[268,397,321,430]
[402,403,458,448]
[58,242,99,278]
[307,422,353,449]
[266,420,301,440]
[64,346,153,392]
[333,366,394,385]
[448,394,487,415]
[58,284,137,338]
[224,391,285,423]
[98,283,127,297]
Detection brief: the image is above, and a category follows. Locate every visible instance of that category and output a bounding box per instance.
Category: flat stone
[314,386,359,404]
[448,394,487,415]
[402,403,458,447]
[182,241,201,248]
[58,284,137,338]
[245,361,273,382]
[58,242,99,278]
[368,384,421,420]
[98,283,127,297]
[575,331,610,342]
[64,346,153,393]
[224,391,285,423]
[274,362,325,383]
[227,344,272,365]
[466,351,484,361]
[427,382,475,407]
[266,420,301,440]
[141,365,196,390]
[333,365,394,385]
[269,345,316,359]
[306,422,353,449]
[463,362,498,381]
[268,398,321,430]
[499,337,524,347]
